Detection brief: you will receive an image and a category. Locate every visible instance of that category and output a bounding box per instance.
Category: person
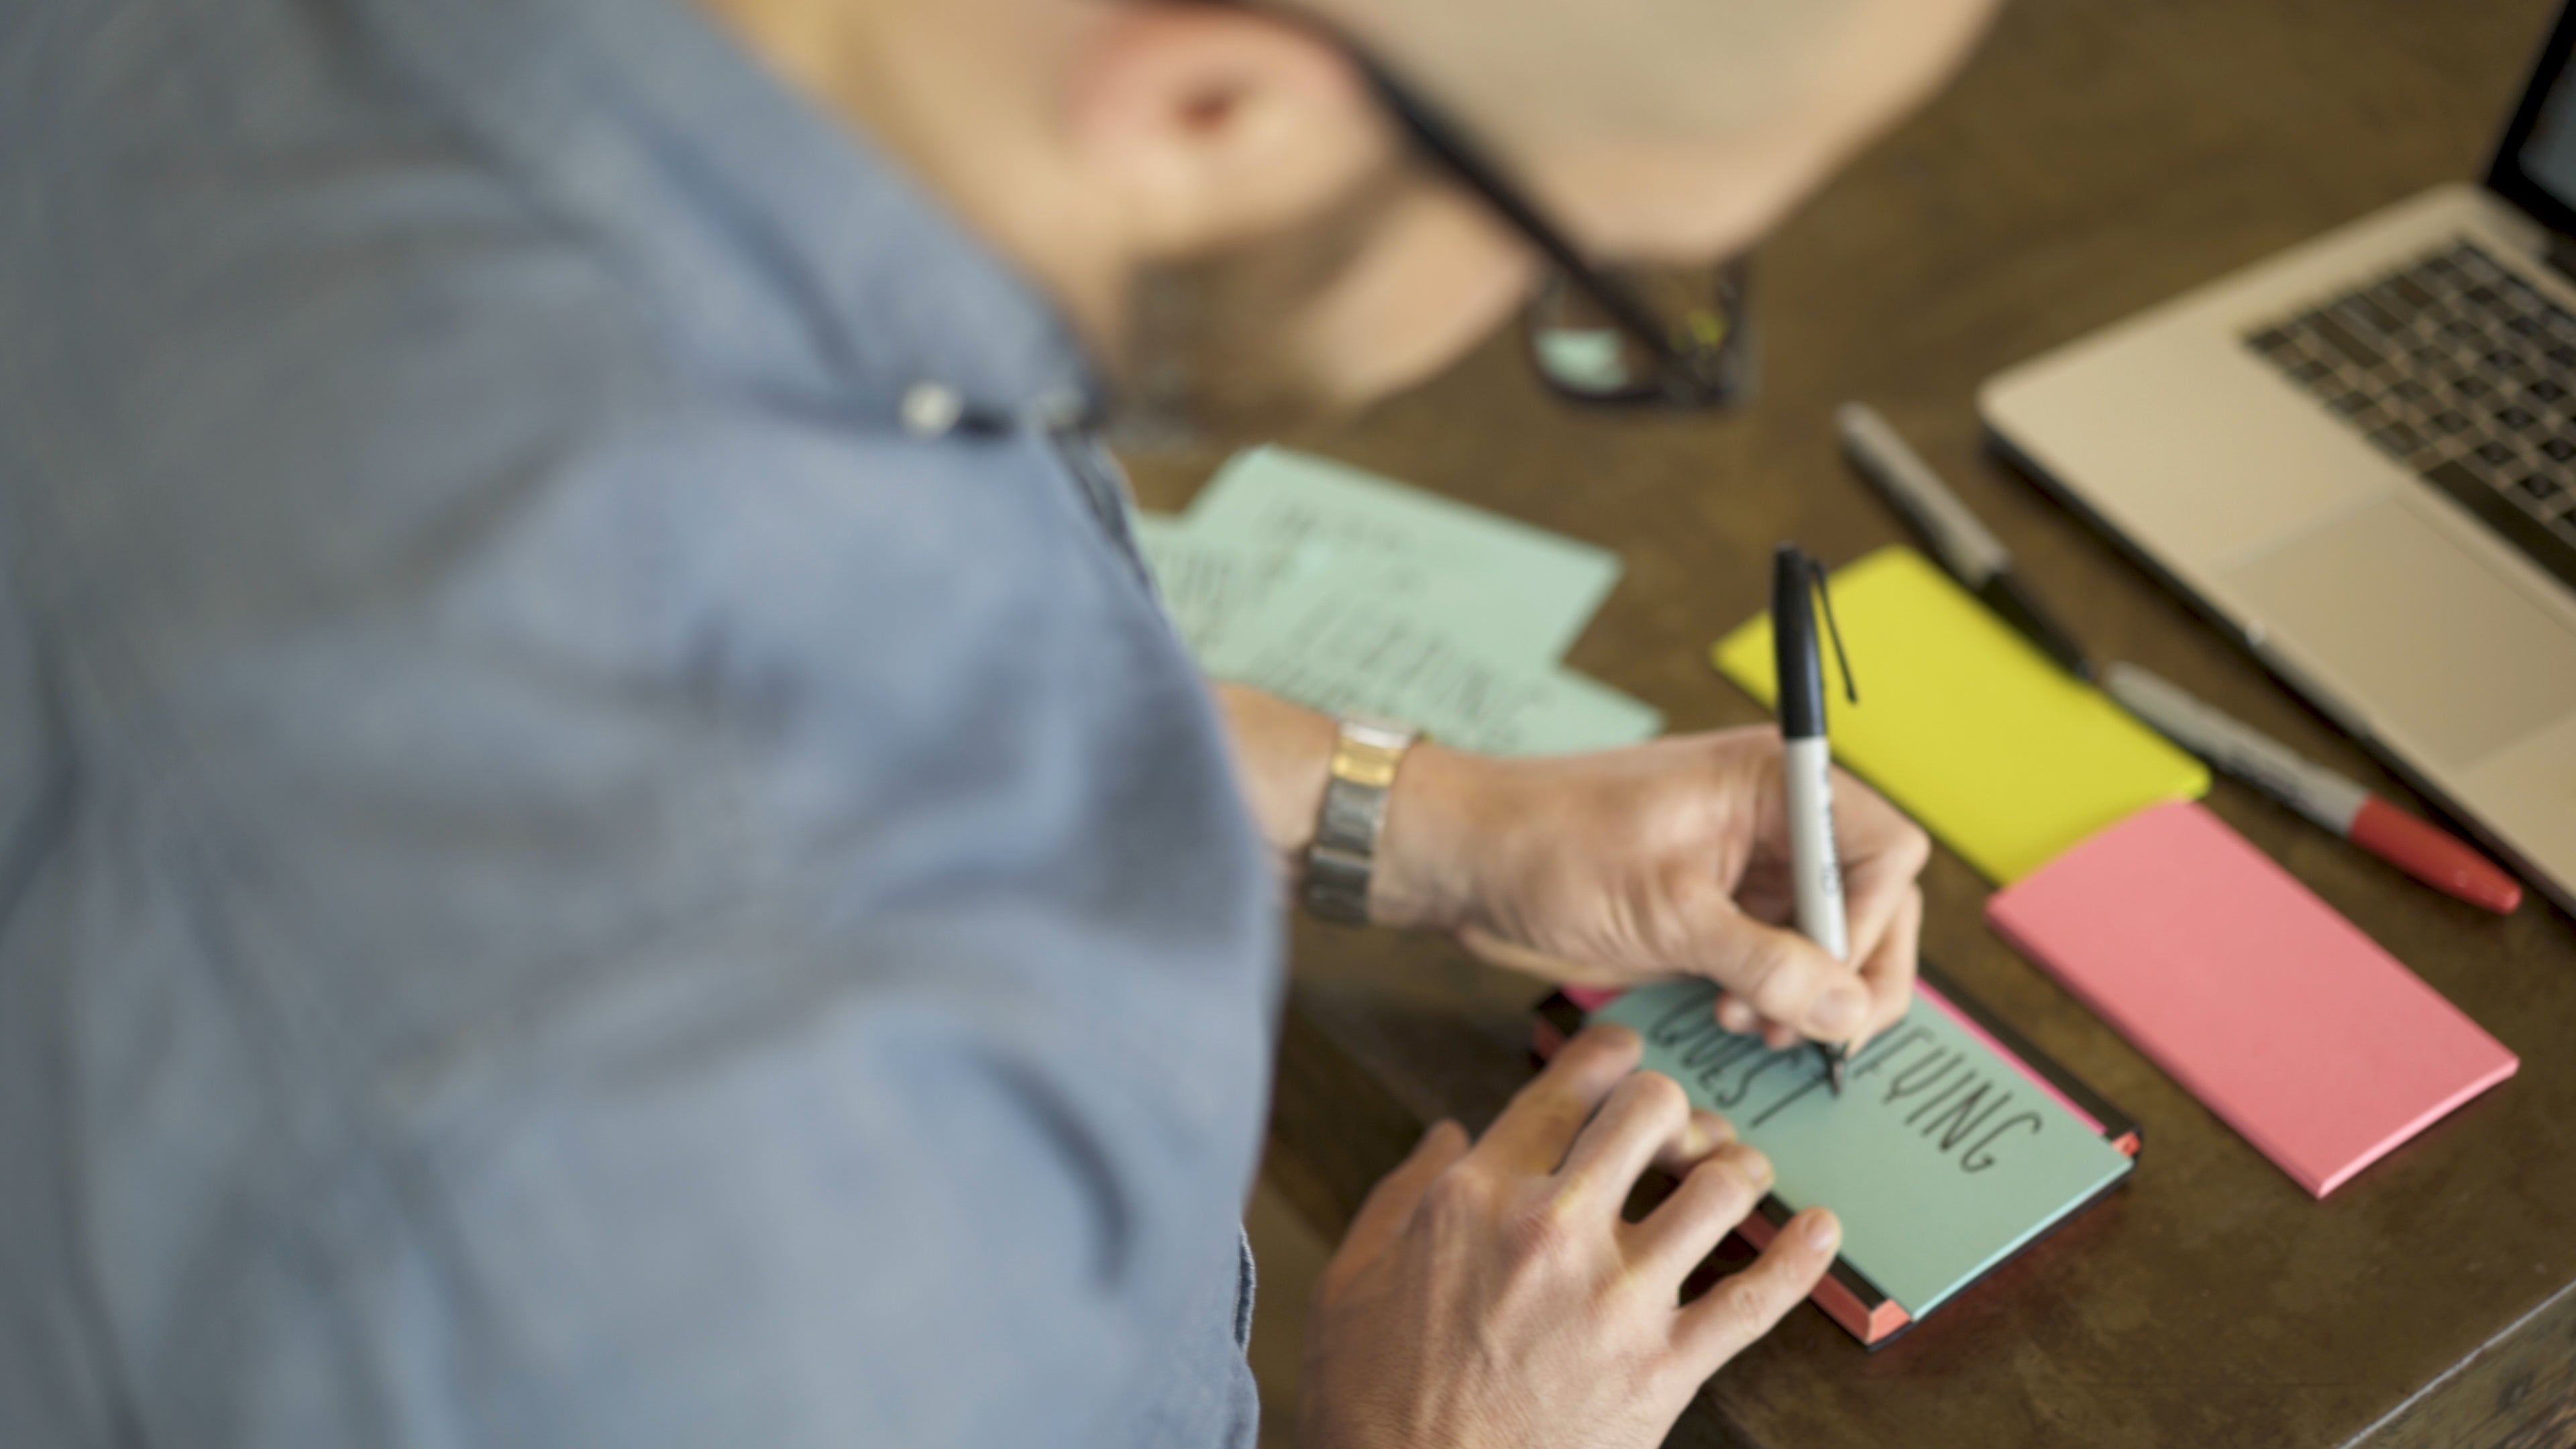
[0,0,1994,1444]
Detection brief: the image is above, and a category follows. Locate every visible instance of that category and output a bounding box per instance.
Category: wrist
[1368,740,1489,931]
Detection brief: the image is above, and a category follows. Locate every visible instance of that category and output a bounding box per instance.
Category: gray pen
[2104,663,2522,913]
[1836,402,2094,680]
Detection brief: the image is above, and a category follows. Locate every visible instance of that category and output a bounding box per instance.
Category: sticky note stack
[1988,802,2517,1198]
[1585,970,2139,1347]
[1138,447,1662,756]
[1710,544,2516,1197]
[1713,545,2211,883]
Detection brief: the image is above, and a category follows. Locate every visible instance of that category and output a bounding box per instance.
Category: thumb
[1320,1120,1470,1302]
[1688,910,1871,1043]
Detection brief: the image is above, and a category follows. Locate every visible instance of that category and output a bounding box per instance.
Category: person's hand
[1374,727,1930,1051]
[1298,1024,1841,1449]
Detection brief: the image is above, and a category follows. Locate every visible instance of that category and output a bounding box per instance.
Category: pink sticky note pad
[1987,802,2516,1198]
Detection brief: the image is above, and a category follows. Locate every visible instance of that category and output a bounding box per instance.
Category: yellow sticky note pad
[1713,546,2209,883]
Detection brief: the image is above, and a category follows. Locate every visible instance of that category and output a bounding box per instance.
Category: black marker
[1772,544,1858,1095]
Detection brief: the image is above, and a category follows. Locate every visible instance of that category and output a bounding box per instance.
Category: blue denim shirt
[0,1,1281,1444]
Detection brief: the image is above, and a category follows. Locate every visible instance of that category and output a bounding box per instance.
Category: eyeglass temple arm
[1354,66,1688,368]
[1169,0,1697,372]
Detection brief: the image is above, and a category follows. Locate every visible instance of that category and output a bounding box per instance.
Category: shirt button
[901,383,965,439]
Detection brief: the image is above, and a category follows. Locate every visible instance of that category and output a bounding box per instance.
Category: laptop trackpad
[2222,499,2576,768]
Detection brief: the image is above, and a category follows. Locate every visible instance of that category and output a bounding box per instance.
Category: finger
[1697,914,1870,1046]
[1832,769,1931,969]
[1475,1023,1646,1175]
[1320,1120,1470,1301]
[1831,767,1931,883]
[1673,1208,1842,1373]
[1725,998,1801,1051]
[1837,868,1911,1000]
[1653,1108,1737,1177]
[1714,993,1762,1036]
[1627,1142,1774,1279]
[1851,885,1923,1046]
[1555,1072,1714,1211]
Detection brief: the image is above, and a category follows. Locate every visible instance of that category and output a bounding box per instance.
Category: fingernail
[1804,1209,1841,1248]
[1587,1022,1642,1055]
[1811,985,1866,1034]
[1691,1110,1735,1154]
[1729,1144,1774,1189]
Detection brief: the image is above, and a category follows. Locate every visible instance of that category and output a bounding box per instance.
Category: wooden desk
[1130,1,2576,1443]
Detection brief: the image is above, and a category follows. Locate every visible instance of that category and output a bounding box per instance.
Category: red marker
[2106,664,2522,914]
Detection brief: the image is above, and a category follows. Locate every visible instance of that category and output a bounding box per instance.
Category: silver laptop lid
[2485,1,2576,251]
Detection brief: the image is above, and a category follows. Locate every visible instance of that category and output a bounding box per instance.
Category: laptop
[1982,3,2576,917]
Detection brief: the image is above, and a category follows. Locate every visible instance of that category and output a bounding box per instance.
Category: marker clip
[1811,557,1860,707]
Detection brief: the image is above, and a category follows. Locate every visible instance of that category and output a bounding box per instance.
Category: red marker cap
[2347,797,2524,914]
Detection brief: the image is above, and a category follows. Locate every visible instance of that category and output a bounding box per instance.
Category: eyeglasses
[1186,0,1757,411]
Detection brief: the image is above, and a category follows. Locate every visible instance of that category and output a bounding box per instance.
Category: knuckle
[1696,1277,1772,1340]
[1685,1155,1760,1219]
[1516,1097,1590,1157]
[1736,931,1797,988]
[1625,1069,1690,1124]
[1558,1024,1644,1079]
[1417,1166,1488,1230]
[1748,953,1817,1018]
[1503,1194,1582,1265]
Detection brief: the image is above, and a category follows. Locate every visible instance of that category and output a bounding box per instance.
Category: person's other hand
[1297,1024,1840,1449]
[1374,727,1930,1051]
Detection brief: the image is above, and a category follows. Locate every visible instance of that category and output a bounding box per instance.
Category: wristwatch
[1302,714,1422,924]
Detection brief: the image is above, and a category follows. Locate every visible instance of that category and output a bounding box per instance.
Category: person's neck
[692,0,1128,357]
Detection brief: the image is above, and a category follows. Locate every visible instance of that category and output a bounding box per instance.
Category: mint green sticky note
[1183,447,1622,665]
[1195,574,1660,757]
[1131,513,1290,654]
[1593,981,2133,1318]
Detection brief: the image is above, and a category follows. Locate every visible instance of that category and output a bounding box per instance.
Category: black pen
[1772,544,1858,1095]
[1836,402,2094,680]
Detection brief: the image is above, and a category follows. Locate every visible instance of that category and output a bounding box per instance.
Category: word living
[1642,991,2046,1175]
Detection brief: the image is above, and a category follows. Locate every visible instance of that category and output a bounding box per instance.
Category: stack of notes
[1710,545,2515,1200]
[1990,802,2518,1198]
[1713,545,2211,883]
[1545,967,2141,1348]
[1138,447,1663,755]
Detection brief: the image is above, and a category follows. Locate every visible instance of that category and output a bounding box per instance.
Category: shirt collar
[354,0,1105,433]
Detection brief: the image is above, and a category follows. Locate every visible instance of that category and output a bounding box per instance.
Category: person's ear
[1064,5,1392,260]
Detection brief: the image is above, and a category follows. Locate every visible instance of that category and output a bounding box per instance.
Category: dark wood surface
[1128,1,2576,1444]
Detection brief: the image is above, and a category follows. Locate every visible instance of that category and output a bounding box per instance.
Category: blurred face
[1115,0,2002,440]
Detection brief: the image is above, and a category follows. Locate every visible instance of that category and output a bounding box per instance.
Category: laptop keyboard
[2245,241,2576,592]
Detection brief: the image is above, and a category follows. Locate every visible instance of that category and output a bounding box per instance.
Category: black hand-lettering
[1715,1046,1802,1109]
[1917,1082,2010,1155]
[1680,1031,1764,1079]
[1646,990,1719,1049]
[1748,1056,1835,1128]
[1961,1112,2043,1173]
[1901,1070,1976,1127]
[1848,1027,1933,1081]
[1881,1047,1961,1106]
